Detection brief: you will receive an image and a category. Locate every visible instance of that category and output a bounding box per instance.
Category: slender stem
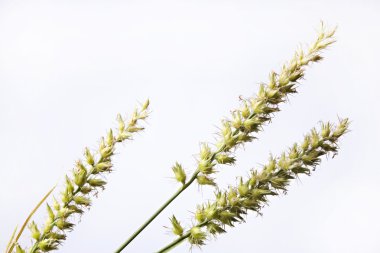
[156,232,190,253]
[115,131,238,252]
[114,172,199,253]
[115,114,249,252]
[156,221,209,253]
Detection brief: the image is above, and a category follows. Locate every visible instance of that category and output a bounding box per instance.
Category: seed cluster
[170,119,349,248]
[7,22,348,253]
[13,101,149,253]
[172,24,337,188]
[155,24,349,252]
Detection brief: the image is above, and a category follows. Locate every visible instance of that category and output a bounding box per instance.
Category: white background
[1,0,379,252]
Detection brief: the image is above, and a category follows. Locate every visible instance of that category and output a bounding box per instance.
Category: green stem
[156,232,190,253]
[114,172,199,253]
[156,221,209,253]
[115,127,246,252]
[115,113,255,252]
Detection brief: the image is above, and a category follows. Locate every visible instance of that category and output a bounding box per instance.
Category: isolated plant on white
[5,22,349,253]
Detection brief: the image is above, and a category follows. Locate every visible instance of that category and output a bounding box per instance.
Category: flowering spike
[172,162,186,185]
[188,227,206,246]
[22,101,150,252]
[197,175,216,186]
[166,118,349,251]
[169,215,184,236]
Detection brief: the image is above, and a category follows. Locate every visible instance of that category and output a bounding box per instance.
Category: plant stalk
[114,172,199,253]
[115,123,244,252]
[156,221,209,253]
[156,232,190,253]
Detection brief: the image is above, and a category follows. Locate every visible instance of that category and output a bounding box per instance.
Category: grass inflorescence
[7,101,149,253]
[160,119,349,252]
[115,22,339,252]
[5,22,349,253]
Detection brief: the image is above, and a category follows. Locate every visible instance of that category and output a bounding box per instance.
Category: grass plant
[5,23,349,253]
